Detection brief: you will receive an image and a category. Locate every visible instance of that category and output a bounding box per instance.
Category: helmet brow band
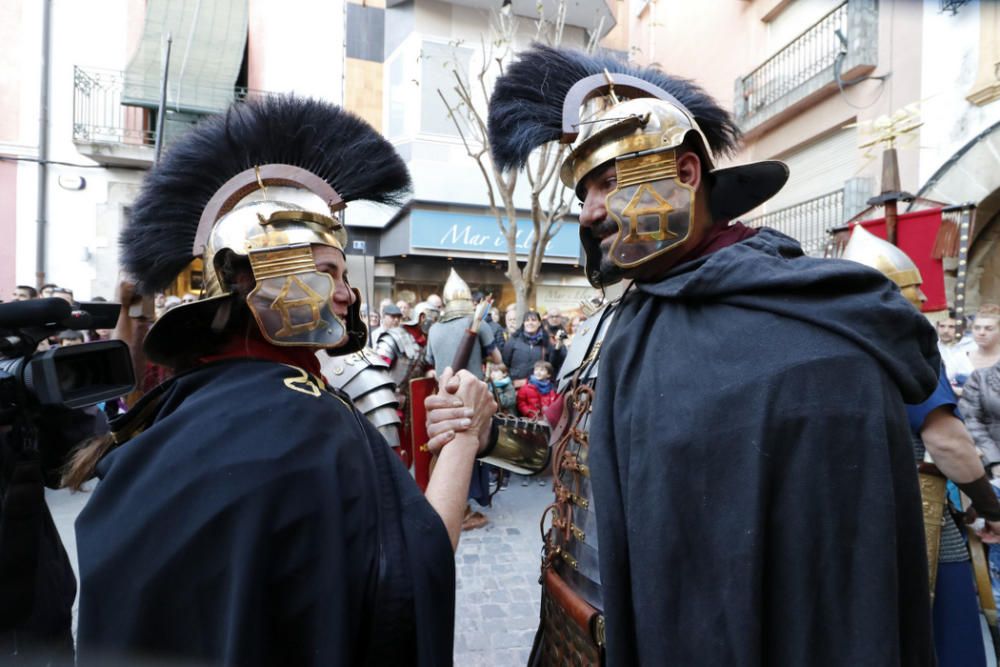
[193,164,345,255]
[561,73,686,143]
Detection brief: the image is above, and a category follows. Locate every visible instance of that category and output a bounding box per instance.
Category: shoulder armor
[319,348,401,448]
[557,302,617,392]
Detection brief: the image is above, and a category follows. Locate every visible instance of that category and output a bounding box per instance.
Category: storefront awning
[398,208,581,264]
[124,0,248,114]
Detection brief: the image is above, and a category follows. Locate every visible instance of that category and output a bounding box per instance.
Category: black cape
[591,229,939,666]
[76,359,454,666]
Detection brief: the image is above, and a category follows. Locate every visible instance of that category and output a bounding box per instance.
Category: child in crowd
[489,363,518,415]
[516,360,558,421]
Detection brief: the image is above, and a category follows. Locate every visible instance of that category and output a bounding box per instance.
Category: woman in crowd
[969,304,1000,371]
[502,310,566,385]
[961,353,1000,464]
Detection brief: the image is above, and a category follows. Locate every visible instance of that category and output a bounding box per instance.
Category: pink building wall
[0,161,17,296]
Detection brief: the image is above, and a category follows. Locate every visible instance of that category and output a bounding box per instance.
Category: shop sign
[409,209,579,258]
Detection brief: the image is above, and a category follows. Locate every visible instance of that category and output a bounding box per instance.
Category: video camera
[0,298,135,422]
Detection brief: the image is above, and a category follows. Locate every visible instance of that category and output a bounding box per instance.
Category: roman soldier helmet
[487,45,789,287]
[842,224,926,309]
[122,95,411,367]
[440,269,474,322]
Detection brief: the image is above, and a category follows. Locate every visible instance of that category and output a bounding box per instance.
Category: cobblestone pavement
[49,477,553,665]
[454,478,551,667]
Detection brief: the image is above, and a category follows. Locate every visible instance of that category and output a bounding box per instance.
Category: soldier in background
[426,270,502,530]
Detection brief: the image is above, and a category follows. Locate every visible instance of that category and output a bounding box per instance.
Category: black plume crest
[122,95,411,294]
[487,44,740,171]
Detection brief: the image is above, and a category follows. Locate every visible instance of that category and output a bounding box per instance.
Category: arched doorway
[910,119,1000,312]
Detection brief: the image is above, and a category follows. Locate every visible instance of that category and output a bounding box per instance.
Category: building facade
[2,0,613,317]
[627,0,1000,313]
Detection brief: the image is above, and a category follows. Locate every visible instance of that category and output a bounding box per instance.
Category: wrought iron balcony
[734,0,877,136]
[72,66,253,167]
[744,189,845,256]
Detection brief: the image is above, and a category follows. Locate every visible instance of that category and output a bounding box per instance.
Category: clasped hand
[424,368,496,455]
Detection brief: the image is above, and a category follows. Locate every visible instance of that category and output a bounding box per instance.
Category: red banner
[854,208,946,312]
[408,377,437,492]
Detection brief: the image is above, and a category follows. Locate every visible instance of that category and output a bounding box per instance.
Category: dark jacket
[591,228,939,666]
[77,360,454,667]
[502,330,566,380]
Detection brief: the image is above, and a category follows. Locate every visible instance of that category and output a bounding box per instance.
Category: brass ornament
[271,274,327,338]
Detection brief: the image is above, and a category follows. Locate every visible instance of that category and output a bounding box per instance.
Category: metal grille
[744,189,845,257]
[738,2,848,119]
[73,66,253,148]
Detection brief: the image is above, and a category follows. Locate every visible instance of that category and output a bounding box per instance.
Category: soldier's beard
[582,223,625,286]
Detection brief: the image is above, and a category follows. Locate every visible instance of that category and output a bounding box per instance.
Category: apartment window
[419,41,472,138]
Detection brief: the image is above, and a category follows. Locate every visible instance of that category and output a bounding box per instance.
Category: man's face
[546,309,563,327]
[899,284,926,311]
[13,287,34,301]
[579,164,625,284]
[41,286,55,298]
[937,318,957,344]
[973,316,1000,349]
[383,314,401,329]
[505,307,519,332]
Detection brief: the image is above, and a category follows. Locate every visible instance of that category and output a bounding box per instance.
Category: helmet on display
[440,269,474,322]
[487,45,789,287]
[842,224,926,309]
[121,96,411,367]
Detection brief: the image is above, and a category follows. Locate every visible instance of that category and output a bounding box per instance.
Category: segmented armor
[375,328,426,398]
[319,347,401,448]
[536,302,617,665]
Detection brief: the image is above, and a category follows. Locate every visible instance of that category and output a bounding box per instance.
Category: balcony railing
[744,189,845,257]
[741,3,847,119]
[73,66,254,164]
[733,0,877,135]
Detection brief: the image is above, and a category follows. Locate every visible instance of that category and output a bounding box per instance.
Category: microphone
[0,298,73,330]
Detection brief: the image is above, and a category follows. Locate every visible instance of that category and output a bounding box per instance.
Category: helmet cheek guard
[246,244,350,349]
[605,150,694,270]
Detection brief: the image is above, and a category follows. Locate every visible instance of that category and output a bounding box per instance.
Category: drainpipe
[35,0,52,289]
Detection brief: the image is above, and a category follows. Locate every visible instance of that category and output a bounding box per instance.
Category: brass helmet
[488,45,789,286]
[121,96,411,367]
[440,269,474,322]
[842,224,926,309]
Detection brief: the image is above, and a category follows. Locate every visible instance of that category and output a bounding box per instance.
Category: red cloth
[675,220,758,265]
[199,329,323,379]
[517,383,559,421]
[403,323,427,347]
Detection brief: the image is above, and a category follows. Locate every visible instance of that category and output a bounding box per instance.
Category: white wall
[919,0,1000,187]
[12,0,146,299]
